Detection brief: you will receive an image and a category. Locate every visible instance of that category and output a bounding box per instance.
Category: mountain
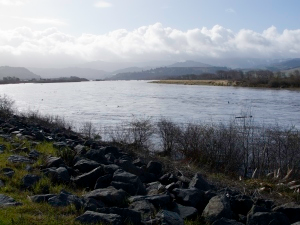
[0,66,40,80]
[28,67,110,80]
[109,66,228,80]
[267,58,300,71]
[168,60,212,67]
[110,67,146,75]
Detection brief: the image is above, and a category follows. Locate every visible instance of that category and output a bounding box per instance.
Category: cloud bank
[0,23,300,67]
[0,0,28,6]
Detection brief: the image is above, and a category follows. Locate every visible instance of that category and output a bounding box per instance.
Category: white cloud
[0,0,28,6]
[1,23,300,67]
[94,1,112,8]
[226,8,236,13]
[13,17,67,26]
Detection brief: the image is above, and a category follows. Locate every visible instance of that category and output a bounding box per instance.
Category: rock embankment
[1,115,300,224]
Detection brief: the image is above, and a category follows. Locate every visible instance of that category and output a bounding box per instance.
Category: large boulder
[156,210,184,225]
[96,207,141,225]
[46,156,65,168]
[147,161,163,176]
[171,203,198,220]
[231,195,254,215]
[172,188,205,209]
[112,169,146,195]
[94,174,113,189]
[116,160,142,176]
[42,167,70,183]
[273,202,300,223]
[84,149,108,164]
[75,211,122,225]
[83,186,129,207]
[74,159,100,173]
[129,194,171,210]
[189,173,210,191]
[202,195,233,224]
[72,166,104,189]
[48,191,84,210]
[8,155,34,164]
[247,212,290,225]
[129,200,156,221]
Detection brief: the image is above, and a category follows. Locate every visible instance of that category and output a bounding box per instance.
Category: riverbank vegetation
[0,76,88,85]
[154,69,300,88]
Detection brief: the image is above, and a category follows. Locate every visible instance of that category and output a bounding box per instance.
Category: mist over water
[0,81,300,130]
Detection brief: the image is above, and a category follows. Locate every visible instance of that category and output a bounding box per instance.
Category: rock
[8,155,34,164]
[139,172,157,184]
[96,207,142,225]
[84,186,129,207]
[56,167,70,183]
[102,146,120,158]
[21,174,41,189]
[133,158,146,167]
[273,202,300,224]
[0,179,4,187]
[247,212,290,225]
[46,156,65,168]
[2,168,15,178]
[29,194,56,203]
[231,195,254,215]
[74,144,86,155]
[147,161,162,176]
[189,173,210,191]
[202,195,233,224]
[172,188,205,209]
[129,200,156,221]
[28,149,40,159]
[105,153,115,162]
[103,164,120,174]
[82,197,105,211]
[156,210,184,225]
[112,169,146,195]
[111,181,136,196]
[75,211,122,225]
[212,218,244,225]
[72,166,104,189]
[129,194,171,210]
[0,194,22,207]
[53,142,67,149]
[171,203,198,220]
[94,174,113,189]
[84,149,108,164]
[74,159,100,173]
[117,160,142,176]
[48,191,83,210]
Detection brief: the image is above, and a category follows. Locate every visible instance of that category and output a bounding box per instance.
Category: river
[0,80,299,130]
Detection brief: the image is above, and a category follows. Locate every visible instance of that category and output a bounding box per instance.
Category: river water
[0,80,299,130]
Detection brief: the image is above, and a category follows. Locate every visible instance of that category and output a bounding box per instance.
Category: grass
[0,138,86,225]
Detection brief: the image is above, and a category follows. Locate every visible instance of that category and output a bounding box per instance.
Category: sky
[0,0,300,68]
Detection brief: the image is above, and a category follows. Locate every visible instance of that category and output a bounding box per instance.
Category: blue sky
[0,0,300,67]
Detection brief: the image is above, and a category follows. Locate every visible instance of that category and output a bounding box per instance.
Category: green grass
[0,138,86,225]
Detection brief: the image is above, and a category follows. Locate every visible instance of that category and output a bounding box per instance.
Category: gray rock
[129,200,156,221]
[189,173,210,191]
[28,149,40,159]
[74,159,100,173]
[96,207,142,225]
[75,211,122,225]
[111,181,136,195]
[147,161,162,175]
[0,194,22,207]
[117,160,142,176]
[247,212,290,225]
[273,202,300,223]
[48,191,83,210]
[84,149,108,164]
[129,194,171,210]
[103,164,120,174]
[0,179,4,187]
[202,195,233,224]
[72,166,104,189]
[156,210,184,225]
[46,156,65,168]
[171,203,198,220]
[8,155,34,164]
[112,169,146,195]
[172,188,205,209]
[83,186,129,207]
[21,174,41,189]
[94,174,112,189]
[212,218,244,225]
[82,197,105,211]
[231,195,254,215]
[2,168,15,178]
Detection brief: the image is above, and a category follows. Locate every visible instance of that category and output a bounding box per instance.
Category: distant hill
[268,58,300,71]
[28,67,110,80]
[168,60,212,67]
[0,66,40,80]
[109,66,228,80]
[110,67,146,75]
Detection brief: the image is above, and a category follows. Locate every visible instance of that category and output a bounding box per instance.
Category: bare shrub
[157,118,180,156]
[79,121,101,140]
[0,94,15,117]
[129,117,154,150]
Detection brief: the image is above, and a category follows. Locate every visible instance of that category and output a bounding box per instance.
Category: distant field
[150,79,237,86]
